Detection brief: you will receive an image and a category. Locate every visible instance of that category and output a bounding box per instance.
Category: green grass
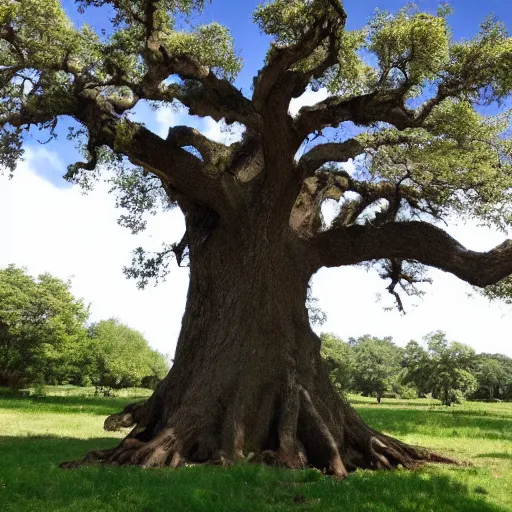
[0,390,511,511]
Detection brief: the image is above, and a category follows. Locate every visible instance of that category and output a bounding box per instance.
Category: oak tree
[2,0,512,476]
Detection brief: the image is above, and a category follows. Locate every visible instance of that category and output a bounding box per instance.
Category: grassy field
[0,389,511,512]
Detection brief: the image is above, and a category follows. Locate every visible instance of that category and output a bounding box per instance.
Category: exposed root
[299,388,348,479]
[366,433,461,471]
[103,401,148,431]
[61,383,460,475]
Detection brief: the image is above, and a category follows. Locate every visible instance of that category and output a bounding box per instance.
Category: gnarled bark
[62,207,457,476]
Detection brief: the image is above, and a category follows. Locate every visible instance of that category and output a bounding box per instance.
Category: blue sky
[4,1,512,356]
[29,0,512,186]
[60,0,512,92]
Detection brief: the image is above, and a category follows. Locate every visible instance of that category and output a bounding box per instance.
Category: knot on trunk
[103,401,148,431]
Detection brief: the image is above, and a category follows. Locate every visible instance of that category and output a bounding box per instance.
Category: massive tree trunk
[7,0,512,480]
[62,204,455,476]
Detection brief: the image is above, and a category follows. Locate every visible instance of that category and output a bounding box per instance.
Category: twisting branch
[296,132,416,179]
[253,3,347,112]
[0,100,77,131]
[310,221,512,288]
[117,123,228,212]
[284,32,339,107]
[290,161,422,237]
[71,92,231,213]
[166,125,231,167]
[294,92,419,143]
[297,139,362,179]
[137,57,261,130]
[178,73,261,129]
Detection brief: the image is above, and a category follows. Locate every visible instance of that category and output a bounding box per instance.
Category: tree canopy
[0,265,169,389]
[86,318,169,389]
[0,265,89,386]
[320,331,512,404]
[1,0,512,308]
[402,332,478,405]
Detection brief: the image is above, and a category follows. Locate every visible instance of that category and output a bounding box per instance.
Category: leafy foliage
[85,319,169,389]
[320,333,353,391]
[403,331,478,405]
[350,335,403,402]
[321,330,511,405]
[0,265,168,389]
[320,333,408,402]
[0,265,89,385]
[473,353,512,400]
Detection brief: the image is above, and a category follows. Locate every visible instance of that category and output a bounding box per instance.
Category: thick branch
[136,52,261,130]
[294,92,418,142]
[166,125,230,166]
[253,2,346,113]
[0,100,75,130]
[72,91,231,213]
[253,20,329,109]
[179,74,260,129]
[311,221,512,287]
[284,32,339,105]
[297,139,362,178]
[117,123,228,212]
[297,132,416,179]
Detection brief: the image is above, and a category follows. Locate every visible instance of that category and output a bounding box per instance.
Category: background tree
[85,319,169,390]
[320,333,354,392]
[2,0,511,475]
[473,354,512,400]
[349,335,402,403]
[403,332,478,405]
[401,340,431,398]
[0,265,89,386]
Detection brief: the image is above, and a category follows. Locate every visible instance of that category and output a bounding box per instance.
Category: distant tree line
[3,264,510,404]
[321,331,512,405]
[0,265,168,391]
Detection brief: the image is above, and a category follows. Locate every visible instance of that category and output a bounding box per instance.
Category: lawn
[0,389,511,512]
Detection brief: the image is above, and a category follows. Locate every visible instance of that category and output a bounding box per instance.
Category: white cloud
[312,220,512,356]
[0,152,189,358]
[155,104,244,145]
[24,146,65,173]
[289,88,329,117]
[155,104,185,138]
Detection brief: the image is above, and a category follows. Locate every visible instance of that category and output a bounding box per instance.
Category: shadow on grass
[349,397,441,407]
[0,436,508,512]
[475,453,512,460]
[0,394,138,416]
[357,408,512,441]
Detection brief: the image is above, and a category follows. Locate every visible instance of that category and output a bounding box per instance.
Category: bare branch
[311,221,512,287]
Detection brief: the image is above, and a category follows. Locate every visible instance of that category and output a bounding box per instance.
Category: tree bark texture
[62,204,455,476]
